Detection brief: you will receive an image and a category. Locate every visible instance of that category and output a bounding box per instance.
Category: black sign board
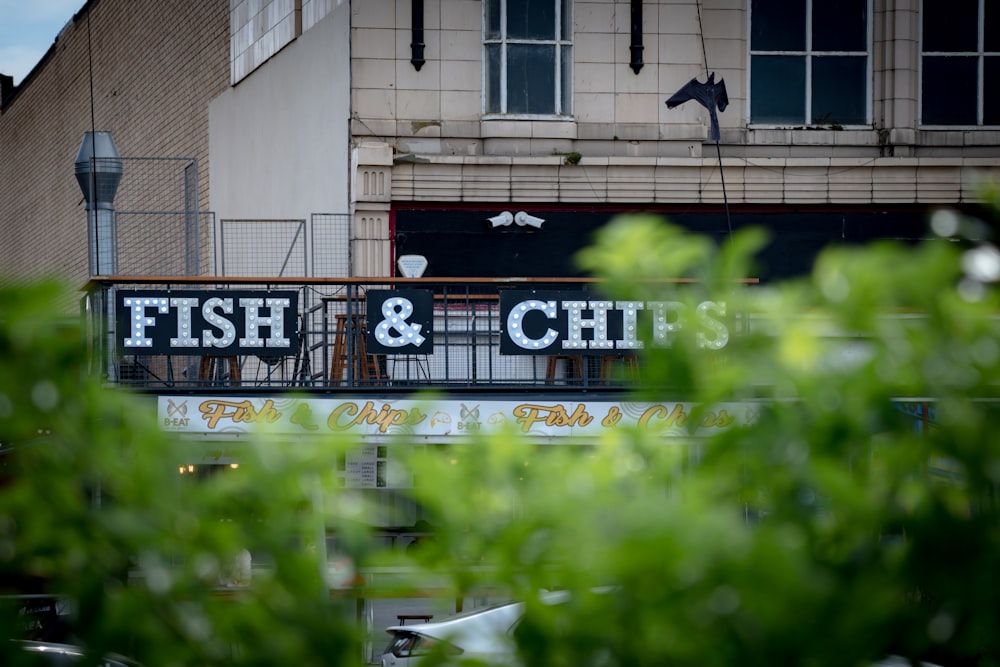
[116,290,298,357]
[500,290,730,354]
[366,290,435,354]
[500,290,625,355]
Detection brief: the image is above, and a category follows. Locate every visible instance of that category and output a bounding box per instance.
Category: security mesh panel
[312,213,351,278]
[218,219,307,277]
[113,157,203,276]
[116,212,214,276]
[301,214,352,382]
[184,162,201,275]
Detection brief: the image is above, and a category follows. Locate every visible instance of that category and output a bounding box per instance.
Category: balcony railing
[84,276,747,391]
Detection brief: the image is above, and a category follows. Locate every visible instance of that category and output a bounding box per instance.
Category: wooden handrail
[84,275,760,289]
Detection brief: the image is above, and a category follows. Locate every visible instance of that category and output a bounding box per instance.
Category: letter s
[696,301,729,350]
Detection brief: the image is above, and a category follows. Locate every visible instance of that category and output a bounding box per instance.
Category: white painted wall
[209,3,350,255]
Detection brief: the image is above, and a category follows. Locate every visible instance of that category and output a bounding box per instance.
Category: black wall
[393,207,933,282]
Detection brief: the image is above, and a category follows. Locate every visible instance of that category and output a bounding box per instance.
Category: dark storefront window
[392,209,930,283]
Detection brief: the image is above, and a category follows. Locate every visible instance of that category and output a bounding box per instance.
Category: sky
[0,0,86,85]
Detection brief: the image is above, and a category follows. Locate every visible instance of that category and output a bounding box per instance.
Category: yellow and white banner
[158,395,759,439]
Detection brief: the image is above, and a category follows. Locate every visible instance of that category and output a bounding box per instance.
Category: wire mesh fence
[312,213,351,278]
[218,219,307,277]
[116,211,215,276]
[215,214,350,276]
[113,157,204,276]
[107,152,352,280]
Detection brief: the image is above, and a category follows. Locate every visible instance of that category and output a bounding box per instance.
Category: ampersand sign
[367,291,434,352]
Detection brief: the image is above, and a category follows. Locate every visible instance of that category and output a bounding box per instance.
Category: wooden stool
[198,356,241,385]
[330,315,383,383]
[545,355,584,384]
[599,354,638,382]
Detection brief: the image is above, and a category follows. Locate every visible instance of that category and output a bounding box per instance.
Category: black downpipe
[629,0,643,74]
[411,0,425,71]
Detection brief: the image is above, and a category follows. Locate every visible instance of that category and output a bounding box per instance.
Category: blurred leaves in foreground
[2,203,1000,666]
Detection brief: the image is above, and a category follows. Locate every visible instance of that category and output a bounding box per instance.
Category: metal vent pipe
[75,131,122,276]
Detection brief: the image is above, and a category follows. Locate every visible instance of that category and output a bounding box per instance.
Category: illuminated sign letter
[240,297,291,349]
[366,290,434,353]
[648,301,685,346]
[696,301,729,350]
[202,297,236,348]
[616,301,645,350]
[562,300,615,350]
[507,300,558,350]
[122,296,170,349]
[170,297,200,348]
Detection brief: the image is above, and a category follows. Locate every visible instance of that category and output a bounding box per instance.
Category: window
[484,0,572,116]
[749,0,870,126]
[921,0,999,126]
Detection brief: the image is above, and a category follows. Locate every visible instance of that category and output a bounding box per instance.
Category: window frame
[747,0,873,128]
[919,0,998,127]
[482,0,573,119]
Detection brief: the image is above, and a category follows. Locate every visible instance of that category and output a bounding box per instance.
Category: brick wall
[0,0,230,301]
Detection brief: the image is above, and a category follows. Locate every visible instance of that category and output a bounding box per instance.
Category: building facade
[1,0,996,649]
[3,0,997,287]
[350,0,999,281]
[1,0,998,539]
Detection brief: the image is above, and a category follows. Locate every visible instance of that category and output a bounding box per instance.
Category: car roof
[15,640,140,666]
[384,591,573,654]
[386,601,526,653]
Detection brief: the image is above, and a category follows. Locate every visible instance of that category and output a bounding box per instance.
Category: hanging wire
[87,9,100,276]
[695,0,733,239]
[87,10,96,138]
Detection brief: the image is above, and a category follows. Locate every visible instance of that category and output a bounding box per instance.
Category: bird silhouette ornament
[665,72,729,141]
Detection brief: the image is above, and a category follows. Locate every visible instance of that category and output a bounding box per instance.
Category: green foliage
[0,282,369,666]
[403,210,1000,667]
[3,204,1000,666]
[556,151,582,166]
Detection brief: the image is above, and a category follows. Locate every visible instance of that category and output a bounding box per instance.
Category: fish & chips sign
[117,289,728,357]
[365,289,729,355]
[158,395,754,439]
[116,290,298,356]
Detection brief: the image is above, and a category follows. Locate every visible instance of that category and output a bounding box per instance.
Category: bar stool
[599,354,638,383]
[329,314,383,384]
[545,355,584,384]
[198,356,241,385]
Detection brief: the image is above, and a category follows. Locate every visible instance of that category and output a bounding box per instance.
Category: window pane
[922,0,978,52]
[986,3,1000,52]
[921,56,977,124]
[485,0,501,40]
[812,56,867,124]
[751,0,805,51]
[751,55,806,123]
[507,0,555,40]
[813,0,867,51]
[985,57,1000,125]
[487,44,502,112]
[561,44,572,114]
[507,45,555,114]
[561,0,572,40]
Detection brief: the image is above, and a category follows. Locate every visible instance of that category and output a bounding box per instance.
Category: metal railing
[83,276,748,391]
